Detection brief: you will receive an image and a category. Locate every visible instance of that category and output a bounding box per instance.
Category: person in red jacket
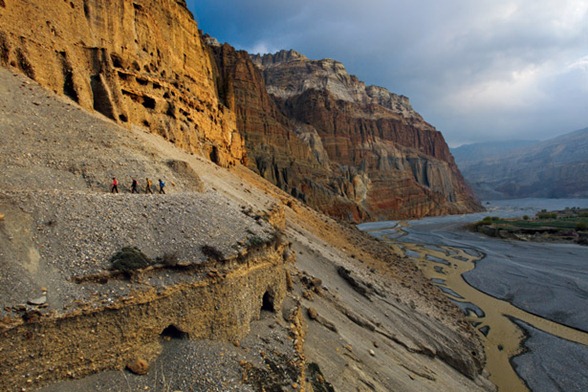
[111,177,119,193]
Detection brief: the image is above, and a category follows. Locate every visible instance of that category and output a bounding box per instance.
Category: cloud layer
[188,0,588,146]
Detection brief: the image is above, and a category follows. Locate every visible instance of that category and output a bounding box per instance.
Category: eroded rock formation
[0,0,243,166]
[211,46,481,220]
[0,0,480,220]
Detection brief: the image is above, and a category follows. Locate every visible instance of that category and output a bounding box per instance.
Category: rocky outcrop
[0,0,243,166]
[212,48,481,220]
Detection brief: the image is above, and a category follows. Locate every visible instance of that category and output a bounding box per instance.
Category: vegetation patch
[472,208,588,245]
[110,246,153,272]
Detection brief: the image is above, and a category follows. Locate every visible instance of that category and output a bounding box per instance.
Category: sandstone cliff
[212,47,481,220]
[0,0,243,166]
[0,0,480,221]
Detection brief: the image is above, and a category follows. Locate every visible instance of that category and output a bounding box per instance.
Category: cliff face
[0,0,479,220]
[278,86,477,219]
[206,42,366,219]
[211,44,479,221]
[0,0,243,166]
[213,48,481,220]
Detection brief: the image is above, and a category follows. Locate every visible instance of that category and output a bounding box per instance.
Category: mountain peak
[250,50,308,68]
[251,50,418,119]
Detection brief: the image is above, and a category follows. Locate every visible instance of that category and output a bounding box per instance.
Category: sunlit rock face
[0,0,479,220]
[0,0,244,167]
[213,47,481,220]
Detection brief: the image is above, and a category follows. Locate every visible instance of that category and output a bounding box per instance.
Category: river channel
[359,199,588,392]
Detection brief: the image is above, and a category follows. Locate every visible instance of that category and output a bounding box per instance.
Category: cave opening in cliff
[160,324,189,340]
[261,290,275,313]
[210,145,220,165]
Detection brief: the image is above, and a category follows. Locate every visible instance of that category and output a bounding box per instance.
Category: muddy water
[359,199,588,392]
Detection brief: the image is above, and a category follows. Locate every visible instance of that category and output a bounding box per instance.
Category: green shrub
[576,222,588,231]
[110,247,152,272]
[476,216,494,226]
[247,235,266,248]
[537,212,557,220]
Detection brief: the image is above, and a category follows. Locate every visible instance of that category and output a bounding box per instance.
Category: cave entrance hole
[160,324,189,340]
[261,290,275,313]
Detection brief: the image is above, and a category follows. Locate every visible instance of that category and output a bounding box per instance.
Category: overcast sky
[187,1,588,146]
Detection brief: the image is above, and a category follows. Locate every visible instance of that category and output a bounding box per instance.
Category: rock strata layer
[212,46,481,220]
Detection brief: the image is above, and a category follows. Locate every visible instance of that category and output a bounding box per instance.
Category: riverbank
[360,199,588,392]
[472,208,588,246]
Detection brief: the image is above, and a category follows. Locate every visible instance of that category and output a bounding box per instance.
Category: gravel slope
[0,67,493,391]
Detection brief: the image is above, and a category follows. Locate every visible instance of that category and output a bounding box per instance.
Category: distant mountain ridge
[452,140,538,166]
[452,128,588,200]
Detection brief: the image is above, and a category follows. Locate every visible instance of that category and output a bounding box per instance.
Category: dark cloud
[188,0,588,146]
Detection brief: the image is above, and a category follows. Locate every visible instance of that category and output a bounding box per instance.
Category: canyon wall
[210,45,481,220]
[0,0,480,220]
[0,0,243,166]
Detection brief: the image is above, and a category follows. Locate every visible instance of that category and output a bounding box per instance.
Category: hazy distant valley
[452,128,588,200]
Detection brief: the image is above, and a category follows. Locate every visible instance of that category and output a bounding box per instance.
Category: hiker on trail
[111,177,119,193]
[158,178,166,194]
[145,178,153,194]
[131,178,139,194]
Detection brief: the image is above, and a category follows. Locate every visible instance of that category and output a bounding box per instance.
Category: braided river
[359,199,588,392]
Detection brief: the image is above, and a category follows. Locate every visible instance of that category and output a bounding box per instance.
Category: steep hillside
[0,68,493,392]
[0,0,244,166]
[453,129,588,200]
[209,45,481,221]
